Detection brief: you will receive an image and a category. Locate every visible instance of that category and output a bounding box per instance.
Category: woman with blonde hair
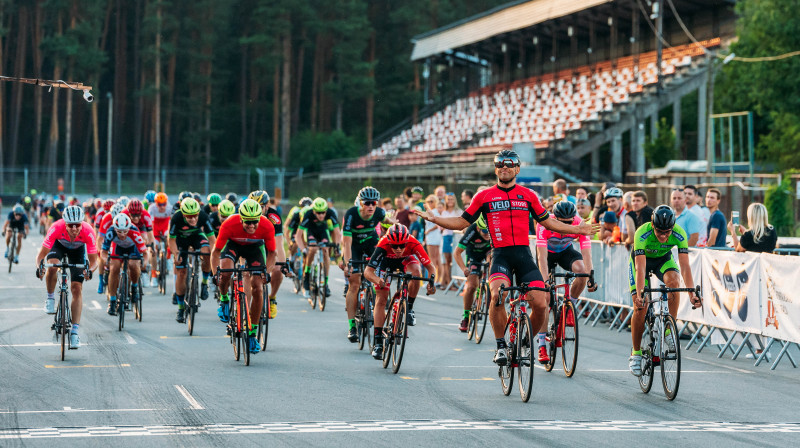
[423,195,443,286]
[729,203,778,253]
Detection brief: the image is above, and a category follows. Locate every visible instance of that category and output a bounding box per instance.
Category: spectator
[705,188,727,248]
[629,191,653,229]
[671,189,702,246]
[601,211,621,245]
[403,187,414,205]
[461,189,474,209]
[552,178,576,204]
[395,196,411,227]
[684,185,710,246]
[593,186,624,225]
[575,187,588,201]
[440,193,461,289]
[576,198,592,220]
[729,203,777,253]
[621,191,635,245]
[408,206,424,241]
[423,195,443,287]
[591,182,618,223]
[434,185,447,202]
[411,186,424,208]
[380,197,393,214]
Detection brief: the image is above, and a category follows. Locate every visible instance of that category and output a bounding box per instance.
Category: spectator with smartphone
[729,203,777,253]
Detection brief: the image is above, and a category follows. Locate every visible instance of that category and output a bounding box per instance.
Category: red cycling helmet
[386,223,410,245]
[103,199,115,211]
[127,199,144,215]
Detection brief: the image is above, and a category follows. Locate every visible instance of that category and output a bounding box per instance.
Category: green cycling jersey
[632,222,689,258]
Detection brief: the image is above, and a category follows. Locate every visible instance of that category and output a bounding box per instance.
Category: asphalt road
[1,232,799,447]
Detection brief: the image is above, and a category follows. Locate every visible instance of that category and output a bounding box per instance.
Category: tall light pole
[106,92,113,194]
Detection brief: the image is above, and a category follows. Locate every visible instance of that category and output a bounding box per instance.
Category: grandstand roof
[410,0,613,61]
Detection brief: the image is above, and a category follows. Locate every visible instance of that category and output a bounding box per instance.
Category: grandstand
[322,0,737,183]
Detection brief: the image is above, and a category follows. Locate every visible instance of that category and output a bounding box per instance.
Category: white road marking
[91,300,102,310]
[0,307,43,312]
[587,369,727,373]
[174,385,204,410]
[0,408,160,415]
[684,356,754,374]
[122,332,137,344]
[0,285,31,289]
[0,342,90,348]
[428,323,459,326]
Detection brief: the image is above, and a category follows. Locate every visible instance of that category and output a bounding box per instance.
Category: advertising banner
[760,253,800,344]
[676,248,705,323]
[693,250,762,333]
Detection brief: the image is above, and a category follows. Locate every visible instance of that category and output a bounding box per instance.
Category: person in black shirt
[4,205,30,263]
[454,218,492,332]
[730,203,778,253]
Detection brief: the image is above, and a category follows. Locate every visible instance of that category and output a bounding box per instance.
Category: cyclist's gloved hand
[35,263,43,280]
[85,269,93,281]
[280,263,291,276]
[587,270,597,292]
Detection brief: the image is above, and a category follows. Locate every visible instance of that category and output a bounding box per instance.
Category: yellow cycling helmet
[180,197,200,215]
[219,199,235,217]
[312,197,328,213]
[239,199,262,220]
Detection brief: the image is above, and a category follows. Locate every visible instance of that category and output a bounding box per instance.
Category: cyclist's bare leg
[4,231,11,246]
[322,248,331,279]
[45,260,60,294]
[218,257,234,293]
[405,262,423,297]
[373,288,390,327]
[631,294,646,352]
[108,259,121,296]
[525,289,548,338]
[200,246,211,275]
[488,278,510,338]
[663,270,681,316]
[249,273,264,325]
[569,259,589,299]
[306,247,318,273]
[175,265,187,297]
[463,274,478,313]
[15,233,23,255]
[129,260,141,284]
[346,272,361,319]
[70,282,83,324]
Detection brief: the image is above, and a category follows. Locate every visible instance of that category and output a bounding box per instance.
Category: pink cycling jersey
[43,220,98,254]
[462,184,549,248]
[536,215,590,253]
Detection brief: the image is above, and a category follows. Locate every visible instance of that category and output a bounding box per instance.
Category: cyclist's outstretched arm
[363,266,381,288]
[581,246,593,273]
[541,216,600,237]
[340,235,353,271]
[413,209,469,231]
[296,229,307,252]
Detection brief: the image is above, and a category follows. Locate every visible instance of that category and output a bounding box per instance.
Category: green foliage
[644,117,677,168]
[764,175,794,236]
[288,130,361,172]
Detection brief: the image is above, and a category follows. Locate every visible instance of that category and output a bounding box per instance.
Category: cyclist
[121,199,154,287]
[339,187,396,342]
[629,205,701,376]
[211,198,277,353]
[147,192,171,287]
[95,199,114,230]
[226,192,239,209]
[286,197,313,258]
[143,190,157,210]
[3,205,30,263]
[46,200,65,231]
[209,199,235,236]
[172,191,193,214]
[296,197,341,301]
[454,215,492,332]
[101,214,149,315]
[535,200,596,363]
[203,193,222,215]
[35,206,98,349]
[363,224,436,359]
[96,202,126,294]
[413,149,598,366]
[169,197,216,323]
[248,190,286,319]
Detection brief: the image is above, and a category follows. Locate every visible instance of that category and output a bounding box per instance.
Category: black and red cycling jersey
[462,184,549,248]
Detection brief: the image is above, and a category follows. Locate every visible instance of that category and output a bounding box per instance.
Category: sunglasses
[494,159,518,169]
[66,223,82,229]
[362,201,377,206]
[185,214,199,219]
[390,244,406,250]
[242,220,259,227]
[654,228,672,236]
[130,214,141,219]
[314,211,327,215]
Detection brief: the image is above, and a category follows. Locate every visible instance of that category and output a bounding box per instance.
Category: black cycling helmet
[358,187,380,202]
[248,190,270,206]
[651,205,676,231]
[192,193,202,203]
[553,200,576,220]
[494,149,520,167]
[179,191,193,200]
[226,192,238,203]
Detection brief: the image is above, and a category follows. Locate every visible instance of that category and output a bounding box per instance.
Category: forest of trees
[0,0,505,176]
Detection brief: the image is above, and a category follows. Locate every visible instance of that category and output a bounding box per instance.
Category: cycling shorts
[628,253,679,295]
[349,240,377,274]
[46,241,88,283]
[174,233,209,269]
[221,242,267,269]
[466,253,490,277]
[489,246,545,289]
[109,244,142,260]
[305,226,331,245]
[547,246,583,272]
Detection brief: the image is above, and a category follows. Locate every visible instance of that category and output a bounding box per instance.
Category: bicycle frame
[44,258,86,360]
[217,265,269,365]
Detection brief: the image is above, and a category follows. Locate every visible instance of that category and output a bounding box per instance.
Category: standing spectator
[434,185,447,202]
[395,196,411,227]
[411,186,424,209]
[460,189,474,210]
[729,203,777,253]
[576,198,592,220]
[621,191,635,245]
[684,185,710,246]
[593,186,624,224]
[423,195,443,287]
[403,187,414,205]
[326,198,338,220]
[552,179,576,204]
[574,187,588,202]
[630,191,653,229]
[408,205,425,241]
[671,189,702,246]
[705,188,727,248]
[440,193,461,289]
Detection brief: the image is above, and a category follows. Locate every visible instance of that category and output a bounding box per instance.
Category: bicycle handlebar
[499,284,551,294]
[641,285,702,309]
[383,271,434,284]
[43,261,87,269]
[217,266,268,274]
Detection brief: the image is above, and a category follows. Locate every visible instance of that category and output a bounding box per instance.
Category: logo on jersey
[517,195,524,199]
[268,213,281,225]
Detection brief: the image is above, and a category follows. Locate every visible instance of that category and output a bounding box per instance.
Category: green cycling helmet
[24,196,32,203]
[239,199,262,220]
[312,197,328,213]
[180,197,201,216]
[219,199,235,217]
[476,215,487,230]
[207,193,222,205]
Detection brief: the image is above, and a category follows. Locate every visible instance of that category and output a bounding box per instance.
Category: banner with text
[760,253,800,344]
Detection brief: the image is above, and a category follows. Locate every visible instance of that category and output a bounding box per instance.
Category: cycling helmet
[94,198,103,209]
[226,192,238,203]
[13,205,24,214]
[127,199,144,215]
[144,190,157,203]
[180,197,201,216]
[604,187,623,199]
[110,203,126,217]
[24,196,31,204]
[476,215,487,230]
[238,199,262,220]
[386,223,410,245]
[651,205,676,231]
[56,202,66,212]
[358,187,380,202]
[494,149,520,167]
[192,193,202,204]
[248,190,269,206]
[103,199,115,211]
[118,196,130,206]
[63,205,85,224]
[30,189,38,195]
[553,201,577,220]
[311,197,328,213]
[219,200,235,217]
[299,197,313,207]
[207,193,222,205]
[155,192,168,205]
[113,213,133,231]
[179,191,193,200]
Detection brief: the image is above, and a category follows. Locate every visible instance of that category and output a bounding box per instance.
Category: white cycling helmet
[63,205,85,224]
[113,213,133,231]
[605,187,623,199]
[110,203,126,217]
[117,196,130,206]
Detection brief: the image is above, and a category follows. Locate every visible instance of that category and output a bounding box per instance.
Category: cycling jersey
[169,211,214,240]
[299,207,339,241]
[48,207,63,222]
[287,206,308,231]
[214,215,277,252]
[208,212,224,236]
[43,220,98,253]
[368,235,432,271]
[147,204,171,238]
[632,222,689,258]
[94,209,107,228]
[342,205,385,245]
[458,223,492,258]
[98,212,115,237]
[264,206,283,237]
[6,212,29,231]
[462,184,549,248]
[123,209,153,232]
[536,215,591,253]
[102,226,147,255]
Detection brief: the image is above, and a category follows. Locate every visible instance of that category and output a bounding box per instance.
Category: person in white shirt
[683,185,709,246]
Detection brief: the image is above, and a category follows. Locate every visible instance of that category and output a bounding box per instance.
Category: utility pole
[106,92,113,194]
[154,1,162,189]
[654,0,664,95]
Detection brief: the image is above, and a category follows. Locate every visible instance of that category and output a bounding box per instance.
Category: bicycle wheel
[231,294,241,361]
[561,299,579,378]
[187,277,197,336]
[638,322,655,394]
[118,271,128,331]
[258,290,269,351]
[59,292,68,361]
[382,308,395,369]
[357,290,367,350]
[241,294,251,366]
[392,299,409,374]
[158,250,167,294]
[517,313,535,402]
[7,235,15,273]
[133,282,143,322]
[365,287,375,351]
[544,301,557,373]
[318,261,326,312]
[500,319,514,396]
[476,282,489,344]
[467,289,479,341]
[660,314,681,400]
[292,257,303,294]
